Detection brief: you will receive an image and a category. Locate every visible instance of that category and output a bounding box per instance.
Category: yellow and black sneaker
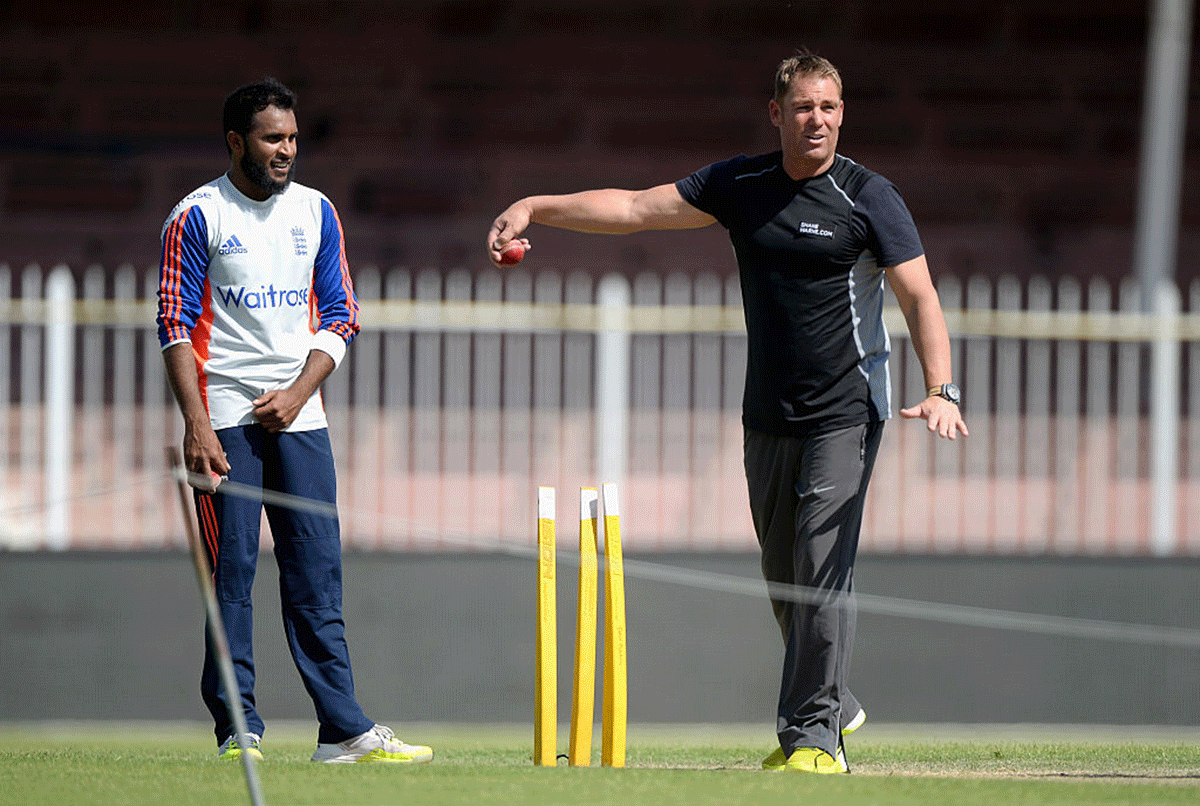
[218,732,263,761]
[763,745,848,773]
[842,707,866,735]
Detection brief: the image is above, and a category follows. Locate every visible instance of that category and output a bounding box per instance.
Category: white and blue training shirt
[156,174,360,432]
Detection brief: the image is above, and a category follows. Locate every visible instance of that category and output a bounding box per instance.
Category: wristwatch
[927,383,961,406]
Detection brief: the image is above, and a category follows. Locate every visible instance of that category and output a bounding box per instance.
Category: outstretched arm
[887,255,969,440]
[487,183,715,266]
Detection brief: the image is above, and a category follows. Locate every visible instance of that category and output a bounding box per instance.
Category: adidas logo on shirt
[218,235,249,255]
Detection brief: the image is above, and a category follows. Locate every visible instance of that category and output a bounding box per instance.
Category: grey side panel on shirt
[848,252,892,421]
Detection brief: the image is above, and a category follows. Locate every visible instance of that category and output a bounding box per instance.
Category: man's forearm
[162,342,209,427]
[289,349,336,399]
[904,297,954,389]
[523,190,644,234]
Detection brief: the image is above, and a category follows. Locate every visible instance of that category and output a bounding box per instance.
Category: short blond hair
[774,51,843,101]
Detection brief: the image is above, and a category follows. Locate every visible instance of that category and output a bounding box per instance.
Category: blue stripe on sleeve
[313,198,359,345]
[156,205,209,346]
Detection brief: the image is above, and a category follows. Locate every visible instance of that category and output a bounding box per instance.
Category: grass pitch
[0,722,1196,806]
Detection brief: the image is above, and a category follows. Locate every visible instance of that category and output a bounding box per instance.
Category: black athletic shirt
[676,152,924,436]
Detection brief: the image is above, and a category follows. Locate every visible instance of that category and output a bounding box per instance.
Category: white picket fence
[2,261,1200,555]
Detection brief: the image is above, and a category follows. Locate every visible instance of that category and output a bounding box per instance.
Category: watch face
[943,383,961,404]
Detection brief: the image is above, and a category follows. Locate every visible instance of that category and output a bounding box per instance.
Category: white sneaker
[310,724,434,764]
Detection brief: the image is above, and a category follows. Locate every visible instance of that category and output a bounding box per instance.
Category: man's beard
[241,152,294,195]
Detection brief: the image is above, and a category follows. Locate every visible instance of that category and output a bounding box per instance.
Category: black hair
[222,77,297,154]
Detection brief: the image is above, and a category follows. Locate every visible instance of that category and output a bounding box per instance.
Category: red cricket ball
[499,242,525,266]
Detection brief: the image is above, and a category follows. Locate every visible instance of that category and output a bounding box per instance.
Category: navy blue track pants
[195,424,373,744]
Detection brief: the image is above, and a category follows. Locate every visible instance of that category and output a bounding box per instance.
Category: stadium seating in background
[0,0,1193,283]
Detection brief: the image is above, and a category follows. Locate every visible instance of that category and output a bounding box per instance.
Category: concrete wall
[2,552,1198,726]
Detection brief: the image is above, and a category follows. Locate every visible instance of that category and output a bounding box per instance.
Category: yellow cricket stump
[601,482,628,767]
[569,488,599,766]
[534,486,557,766]
[535,482,628,768]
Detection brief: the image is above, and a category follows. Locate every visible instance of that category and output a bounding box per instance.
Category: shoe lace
[371,725,396,743]
[229,732,261,749]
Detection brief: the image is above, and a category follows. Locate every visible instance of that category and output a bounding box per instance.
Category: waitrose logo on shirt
[216,284,310,309]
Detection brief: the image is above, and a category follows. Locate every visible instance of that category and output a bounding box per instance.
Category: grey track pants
[744,421,884,756]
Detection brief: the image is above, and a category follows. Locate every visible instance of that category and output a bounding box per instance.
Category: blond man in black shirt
[488,51,967,773]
